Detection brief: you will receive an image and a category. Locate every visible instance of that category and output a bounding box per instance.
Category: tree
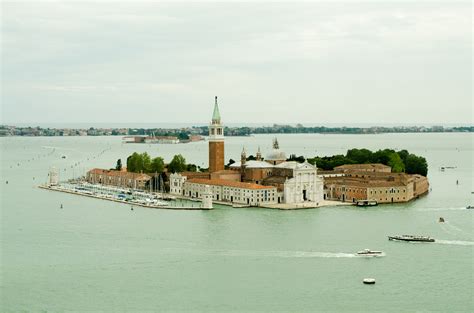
[405,154,428,176]
[127,152,140,172]
[186,163,197,172]
[177,132,190,140]
[388,153,405,173]
[287,154,305,163]
[168,154,187,173]
[115,159,122,171]
[126,152,152,173]
[346,148,372,164]
[371,149,394,165]
[150,157,165,173]
[227,159,235,166]
[397,150,409,164]
[140,152,152,172]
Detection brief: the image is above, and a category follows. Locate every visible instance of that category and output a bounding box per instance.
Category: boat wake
[416,207,467,212]
[435,240,474,246]
[440,221,472,236]
[440,223,455,235]
[212,249,358,258]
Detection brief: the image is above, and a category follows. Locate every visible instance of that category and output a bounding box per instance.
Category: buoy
[6,181,8,184]
[60,204,63,209]
[363,278,376,285]
[131,207,134,211]
[439,217,445,223]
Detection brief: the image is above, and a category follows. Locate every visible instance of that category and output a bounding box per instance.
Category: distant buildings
[1,123,472,138]
[122,135,203,144]
[123,136,180,144]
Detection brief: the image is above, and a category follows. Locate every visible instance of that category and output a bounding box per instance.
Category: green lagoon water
[1,133,473,312]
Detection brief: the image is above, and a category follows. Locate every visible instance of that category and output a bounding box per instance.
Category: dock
[38,185,211,210]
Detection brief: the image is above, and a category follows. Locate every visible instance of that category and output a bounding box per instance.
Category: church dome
[265,138,286,161]
[265,150,287,161]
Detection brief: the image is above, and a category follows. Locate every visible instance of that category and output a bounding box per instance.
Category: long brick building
[86,168,151,189]
[322,166,429,204]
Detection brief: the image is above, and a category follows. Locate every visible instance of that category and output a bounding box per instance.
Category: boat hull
[388,236,435,243]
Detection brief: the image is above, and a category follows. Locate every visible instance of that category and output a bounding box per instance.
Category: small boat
[61,155,67,159]
[388,235,435,243]
[363,278,376,285]
[439,217,445,222]
[355,200,378,207]
[466,206,473,209]
[356,249,383,257]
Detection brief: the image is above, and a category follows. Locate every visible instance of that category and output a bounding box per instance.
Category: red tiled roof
[88,168,151,180]
[187,178,275,190]
[335,163,390,169]
[335,163,391,170]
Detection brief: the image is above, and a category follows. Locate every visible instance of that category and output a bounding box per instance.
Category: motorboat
[356,249,383,257]
[388,235,435,243]
[363,278,376,285]
[355,200,378,207]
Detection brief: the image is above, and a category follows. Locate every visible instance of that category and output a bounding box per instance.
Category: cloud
[1,1,472,124]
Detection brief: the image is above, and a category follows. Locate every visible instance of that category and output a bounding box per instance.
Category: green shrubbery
[306,148,428,176]
[125,153,198,174]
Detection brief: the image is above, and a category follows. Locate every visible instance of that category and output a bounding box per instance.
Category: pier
[38,184,211,210]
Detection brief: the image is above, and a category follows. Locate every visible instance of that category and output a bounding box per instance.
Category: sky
[1,0,472,126]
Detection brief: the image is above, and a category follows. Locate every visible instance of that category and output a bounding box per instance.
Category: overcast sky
[1,1,472,126]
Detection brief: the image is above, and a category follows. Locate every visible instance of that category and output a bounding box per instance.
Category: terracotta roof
[187,178,275,190]
[230,160,274,169]
[212,170,239,174]
[325,177,406,187]
[88,168,151,180]
[334,163,391,170]
[181,171,210,177]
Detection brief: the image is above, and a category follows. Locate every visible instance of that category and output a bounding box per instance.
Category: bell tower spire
[208,96,225,173]
[256,146,262,161]
[212,96,221,124]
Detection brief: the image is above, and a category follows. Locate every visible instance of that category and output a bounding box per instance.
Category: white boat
[363,278,376,284]
[356,249,383,257]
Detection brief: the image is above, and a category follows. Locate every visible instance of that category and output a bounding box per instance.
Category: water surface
[1,133,473,312]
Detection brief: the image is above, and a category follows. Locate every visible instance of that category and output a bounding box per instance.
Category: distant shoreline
[1,124,472,137]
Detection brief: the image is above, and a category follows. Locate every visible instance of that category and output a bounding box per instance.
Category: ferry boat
[356,249,383,257]
[388,235,435,243]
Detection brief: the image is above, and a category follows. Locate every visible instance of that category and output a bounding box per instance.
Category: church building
[169,97,325,206]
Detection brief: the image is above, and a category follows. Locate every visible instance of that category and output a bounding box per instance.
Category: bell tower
[240,147,247,181]
[208,96,225,173]
[256,146,262,161]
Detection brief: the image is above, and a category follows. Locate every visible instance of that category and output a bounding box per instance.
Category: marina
[39,182,211,210]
